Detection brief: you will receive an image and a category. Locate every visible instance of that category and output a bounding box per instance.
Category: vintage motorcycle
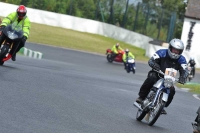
[134,68,179,126]
[192,107,200,133]
[0,22,23,65]
[106,49,124,63]
[125,57,136,74]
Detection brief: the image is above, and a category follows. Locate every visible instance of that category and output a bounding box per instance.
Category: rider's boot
[136,97,144,104]
[11,52,16,61]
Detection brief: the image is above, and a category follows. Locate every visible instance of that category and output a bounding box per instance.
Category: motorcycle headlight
[164,78,173,88]
[7,31,18,39]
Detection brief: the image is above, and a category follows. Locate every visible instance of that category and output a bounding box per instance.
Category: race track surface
[0,42,198,133]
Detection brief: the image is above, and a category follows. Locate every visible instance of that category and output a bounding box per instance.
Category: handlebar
[153,69,179,82]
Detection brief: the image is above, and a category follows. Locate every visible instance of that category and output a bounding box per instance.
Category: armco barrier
[19,47,43,59]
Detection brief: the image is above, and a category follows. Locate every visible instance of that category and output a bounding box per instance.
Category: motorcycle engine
[196,107,200,123]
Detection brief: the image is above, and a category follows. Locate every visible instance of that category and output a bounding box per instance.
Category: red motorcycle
[106,49,124,63]
[0,23,23,65]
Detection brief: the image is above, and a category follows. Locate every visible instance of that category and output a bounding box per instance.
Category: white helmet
[116,43,120,47]
[168,38,184,59]
[125,48,129,53]
[190,57,194,60]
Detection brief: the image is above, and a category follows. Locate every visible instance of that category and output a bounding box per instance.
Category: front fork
[151,87,169,107]
[0,40,13,57]
[126,63,135,69]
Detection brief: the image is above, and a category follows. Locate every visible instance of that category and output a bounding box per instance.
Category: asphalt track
[0,42,199,133]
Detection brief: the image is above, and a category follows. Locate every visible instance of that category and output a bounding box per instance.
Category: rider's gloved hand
[0,25,5,31]
[22,36,27,43]
[0,26,5,36]
[178,76,186,84]
[153,63,160,71]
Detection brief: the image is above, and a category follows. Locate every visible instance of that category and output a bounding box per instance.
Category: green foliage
[1,0,21,4]
[112,0,126,25]
[74,0,96,19]
[124,4,136,30]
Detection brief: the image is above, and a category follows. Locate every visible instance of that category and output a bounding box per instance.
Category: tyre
[127,69,130,73]
[0,45,9,65]
[136,109,147,121]
[0,61,4,65]
[106,54,113,63]
[148,100,166,126]
[132,68,135,74]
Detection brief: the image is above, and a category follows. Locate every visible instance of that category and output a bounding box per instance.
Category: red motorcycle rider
[106,43,124,63]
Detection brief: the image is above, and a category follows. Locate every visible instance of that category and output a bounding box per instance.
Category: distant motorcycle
[134,68,180,126]
[125,57,136,74]
[0,23,23,65]
[192,107,200,133]
[106,49,124,63]
[187,65,194,82]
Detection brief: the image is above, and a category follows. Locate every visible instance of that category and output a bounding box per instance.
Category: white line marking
[193,94,200,100]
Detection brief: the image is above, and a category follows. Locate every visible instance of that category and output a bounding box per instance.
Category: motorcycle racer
[0,5,31,61]
[122,48,135,69]
[111,43,123,60]
[188,57,196,78]
[135,38,189,114]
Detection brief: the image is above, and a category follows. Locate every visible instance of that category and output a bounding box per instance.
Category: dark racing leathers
[138,49,188,107]
[194,107,200,133]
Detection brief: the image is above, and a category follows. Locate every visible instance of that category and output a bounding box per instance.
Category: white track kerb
[19,47,43,59]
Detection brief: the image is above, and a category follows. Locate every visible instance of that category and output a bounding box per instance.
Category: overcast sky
[129,0,142,5]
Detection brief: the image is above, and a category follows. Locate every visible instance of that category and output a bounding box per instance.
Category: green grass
[28,22,149,61]
[0,16,149,61]
[176,83,200,94]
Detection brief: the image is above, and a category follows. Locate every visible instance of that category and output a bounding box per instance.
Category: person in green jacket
[0,5,31,61]
[122,48,135,69]
[111,43,123,60]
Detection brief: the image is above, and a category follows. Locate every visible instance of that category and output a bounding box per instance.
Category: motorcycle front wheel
[106,54,113,63]
[148,100,166,126]
[132,68,135,74]
[0,45,9,65]
[136,109,147,121]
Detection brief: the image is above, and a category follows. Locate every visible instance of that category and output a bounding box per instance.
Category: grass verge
[176,83,200,94]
